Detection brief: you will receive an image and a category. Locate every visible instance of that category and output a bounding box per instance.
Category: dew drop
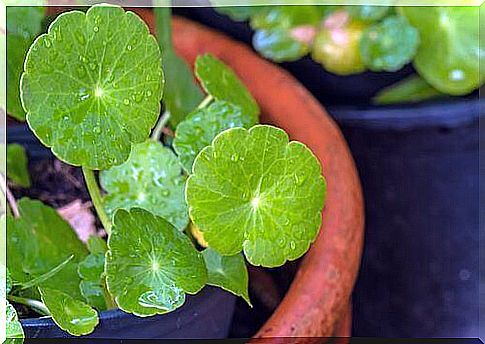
[127,45,132,51]
[44,39,51,48]
[89,63,97,71]
[75,32,86,45]
[123,99,130,105]
[231,154,239,162]
[278,238,285,247]
[290,241,296,250]
[161,190,170,196]
[146,90,152,97]
[93,26,99,33]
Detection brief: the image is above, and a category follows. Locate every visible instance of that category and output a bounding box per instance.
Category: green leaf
[401,6,484,95]
[154,7,203,126]
[195,54,260,121]
[346,5,390,22]
[7,268,13,295]
[373,75,444,105]
[173,101,257,173]
[39,287,99,336]
[186,125,326,267]
[250,6,323,30]
[253,29,309,62]
[20,5,163,169]
[100,140,188,230]
[18,255,74,290]
[202,248,251,306]
[86,235,108,254]
[106,208,207,316]
[78,253,107,310]
[6,301,24,339]
[7,6,45,121]
[6,143,31,188]
[360,16,419,72]
[7,198,88,299]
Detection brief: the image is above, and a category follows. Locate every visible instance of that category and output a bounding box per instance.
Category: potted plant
[179,4,483,337]
[4,4,364,339]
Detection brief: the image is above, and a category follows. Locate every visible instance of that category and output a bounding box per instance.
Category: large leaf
[6,6,45,121]
[105,208,207,316]
[202,248,251,306]
[7,198,88,299]
[253,29,309,62]
[401,7,484,95]
[100,140,188,230]
[186,125,327,267]
[154,7,203,127]
[6,143,31,188]
[6,301,24,339]
[360,16,419,72]
[39,287,99,336]
[195,54,259,121]
[173,101,257,173]
[78,253,108,311]
[20,5,163,169]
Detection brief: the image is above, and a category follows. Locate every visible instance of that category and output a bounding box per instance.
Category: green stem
[8,295,50,316]
[197,95,213,110]
[82,167,112,235]
[151,110,171,141]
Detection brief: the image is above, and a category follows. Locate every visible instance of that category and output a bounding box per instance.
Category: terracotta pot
[43,7,365,339]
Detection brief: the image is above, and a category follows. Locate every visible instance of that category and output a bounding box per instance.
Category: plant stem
[151,110,171,142]
[0,173,19,218]
[8,295,50,316]
[197,95,213,110]
[82,167,112,235]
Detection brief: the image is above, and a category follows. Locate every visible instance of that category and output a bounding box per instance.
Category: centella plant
[4,4,326,337]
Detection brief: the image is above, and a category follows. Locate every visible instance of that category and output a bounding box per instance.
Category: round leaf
[202,248,251,306]
[39,287,99,336]
[401,7,484,95]
[250,6,323,30]
[360,16,419,72]
[20,5,163,169]
[186,125,327,267]
[195,54,260,121]
[173,100,257,173]
[100,140,188,230]
[106,208,207,316]
[253,29,309,62]
[78,253,107,310]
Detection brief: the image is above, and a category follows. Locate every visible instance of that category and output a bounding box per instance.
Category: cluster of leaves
[5,4,326,338]
[214,5,484,103]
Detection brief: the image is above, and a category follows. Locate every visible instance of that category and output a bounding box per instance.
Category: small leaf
[100,140,188,230]
[173,101,257,173]
[86,235,108,254]
[186,125,327,267]
[253,29,309,62]
[360,16,419,72]
[78,253,107,310]
[20,5,163,169]
[106,208,207,316]
[7,198,88,299]
[7,6,45,121]
[250,6,323,30]
[39,287,99,336]
[346,5,390,22]
[401,6,484,95]
[6,301,24,339]
[373,75,444,105]
[154,7,203,127]
[195,54,260,121]
[202,248,251,306]
[6,143,31,188]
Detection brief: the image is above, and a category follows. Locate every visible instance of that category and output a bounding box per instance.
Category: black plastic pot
[325,97,482,338]
[21,286,235,339]
[175,7,414,105]
[6,125,237,339]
